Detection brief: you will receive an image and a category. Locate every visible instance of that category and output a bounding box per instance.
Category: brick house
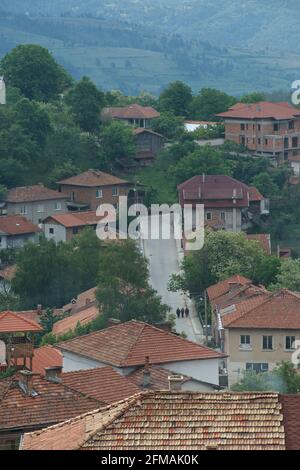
[217,101,300,164]
[2,184,68,225]
[101,103,160,128]
[0,215,41,250]
[57,169,135,211]
[178,175,269,233]
[133,128,164,165]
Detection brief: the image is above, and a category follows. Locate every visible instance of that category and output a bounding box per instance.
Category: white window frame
[37,204,44,213]
[262,335,273,351]
[285,336,296,351]
[55,202,62,211]
[96,189,103,199]
[220,211,226,221]
[240,335,252,350]
[112,186,119,197]
[20,205,27,215]
[206,212,212,221]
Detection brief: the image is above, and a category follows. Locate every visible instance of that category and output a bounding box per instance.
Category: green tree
[159,81,193,117]
[100,120,136,167]
[252,172,279,198]
[152,112,184,139]
[97,240,169,324]
[1,45,72,101]
[169,230,279,295]
[240,92,266,104]
[65,76,105,133]
[170,146,233,185]
[0,184,7,199]
[190,88,237,121]
[232,362,300,394]
[14,98,52,148]
[272,258,300,292]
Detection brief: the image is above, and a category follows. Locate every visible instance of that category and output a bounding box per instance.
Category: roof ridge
[120,322,146,367]
[225,291,277,327]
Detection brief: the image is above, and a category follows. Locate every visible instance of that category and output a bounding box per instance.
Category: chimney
[202,173,205,184]
[233,188,237,198]
[36,304,42,316]
[107,318,121,327]
[143,356,151,388]
[45,366,62,383]
[168,375,184,392]
[18,370,35,396]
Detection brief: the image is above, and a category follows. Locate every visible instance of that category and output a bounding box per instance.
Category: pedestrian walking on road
[181,308,185,318]
[176,308,181,319]
[185,307,190,318]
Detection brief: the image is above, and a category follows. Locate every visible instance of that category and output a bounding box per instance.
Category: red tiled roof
[58,320,225,367]
[6,184,67,203]
[221,294,270,328]
[178,175,261,208]
[43,211,109,228]
[0,311,42,333]
[53,304,100,336]
[0,215,41,236]
[58,169,130,187]
[62,287,97,314]
[280,395,300,451]
[103,104,160,120]
[207,275,251,302]
[246,234,271,254]
[217,101,300,121]
[249,186,264,202]
[62,367,141,404]
[21,392,286,450]
[224,289,300,329]
[0,373,101,431]
[31,346,63,375]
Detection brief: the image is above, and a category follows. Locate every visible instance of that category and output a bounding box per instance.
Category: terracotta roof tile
[43,211,109,228]
[133,127,164,138]
[58,320,225,367]
[0,373,101,431]
[207,275,251,302]
[5,184,67,203]
[0,215,41,236]
[31,346,63,375]
[102,104,160,120]
[62,287,97,314]
[58,169,130,187]
[225,289,300,329]
[217,101,300,120]
[0,311,42,333]
[62,367,141,405]
[280,395,300,450]
[21,392,286,450]
[53,304,100,336]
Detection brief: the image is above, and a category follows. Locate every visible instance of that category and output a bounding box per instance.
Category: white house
[58,320,226,388]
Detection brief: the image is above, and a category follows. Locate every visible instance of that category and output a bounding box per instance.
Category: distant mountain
[0,1,300,95]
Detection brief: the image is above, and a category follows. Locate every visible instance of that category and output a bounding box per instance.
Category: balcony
[4,338,34,360]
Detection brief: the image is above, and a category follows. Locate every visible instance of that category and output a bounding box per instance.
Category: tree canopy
[159,81,193,117]
[1,45,72,101]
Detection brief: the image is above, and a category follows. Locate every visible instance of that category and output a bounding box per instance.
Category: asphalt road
[141,214,204,344]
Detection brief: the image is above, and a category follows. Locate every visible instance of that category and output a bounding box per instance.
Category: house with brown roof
[43,210,110,244]
[178,175,269,233]
[210,286,300,386]
[57,169,135,211]
[0,369,101,450]
[21,390,296,450]
[58,320,226,387]
[0,215,41,250]
[101,103,160,128]
[2,184,68,225]
[217,101,300,165]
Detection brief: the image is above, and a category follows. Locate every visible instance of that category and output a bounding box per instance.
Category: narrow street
[140,214,204,344]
